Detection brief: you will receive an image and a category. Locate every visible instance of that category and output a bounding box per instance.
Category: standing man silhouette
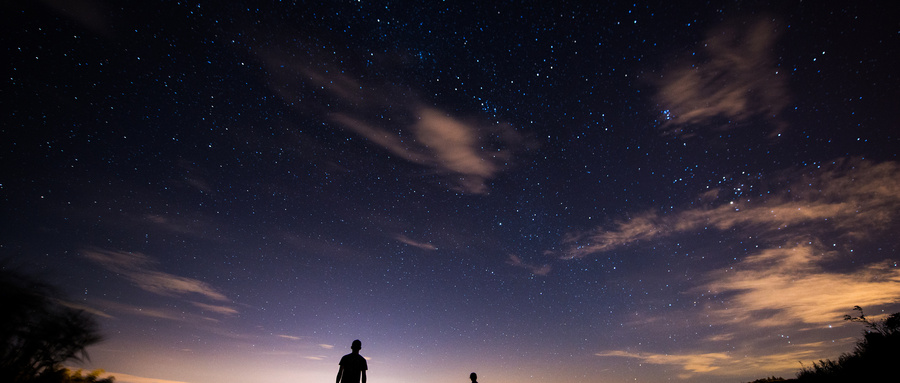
[470,372,478,383]
[336,339,367,383]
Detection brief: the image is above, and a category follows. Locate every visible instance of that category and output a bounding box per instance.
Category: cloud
[78,298,230,323]
[702,241,900,327]
[319,344,334,349]
[597,350,730,375]
[597,344,831,379]
[82,298,183,321]
[413,108,500,179]
[278,335,302,341]
[58,300,114,319]
[191,301,239,315]
[654,17,788,136]
[82,249,234,306]
[332,105,521,194]
[559,159,900,259]
[507,254,552,276]
[395,235,437,250]
[260,47,527,194]
[330,114,431,165]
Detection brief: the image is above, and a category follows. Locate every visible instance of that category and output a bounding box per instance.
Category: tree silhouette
[1,268,106,383]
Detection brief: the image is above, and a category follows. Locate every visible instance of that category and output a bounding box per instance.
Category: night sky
[3,1,899,383]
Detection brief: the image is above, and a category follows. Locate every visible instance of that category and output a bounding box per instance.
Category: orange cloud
[395,235,437,251]
[655,17,788,136]
[597,350,730,377]
[597,344,835,379]
[559,159,900,259]
[332,105,520,194]
[507,254,552,276]
[702,242,900,327]
[191,301,239,316]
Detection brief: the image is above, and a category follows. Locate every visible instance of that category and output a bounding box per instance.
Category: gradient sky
[3,1,899,383]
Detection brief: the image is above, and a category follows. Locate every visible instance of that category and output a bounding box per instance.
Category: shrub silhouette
[795,306,900,382]
[0,268,108,383]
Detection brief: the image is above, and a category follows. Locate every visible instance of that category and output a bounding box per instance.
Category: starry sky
[3,1,899,383]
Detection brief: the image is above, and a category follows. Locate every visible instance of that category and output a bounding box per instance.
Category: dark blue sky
[3,1,899,382]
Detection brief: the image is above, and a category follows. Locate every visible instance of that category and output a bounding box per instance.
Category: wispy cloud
[597,344,830,379]
[58,300,114,319]
[261,48,528,194]
[395,235,437,250]
[82,249,234,308]
[559,159,900,259]
[506,254,552,276]
[83,298,183,321]
[78,298,229,323]
[597,350,730,375]
[332,105,521,194]
[654,17,788,136]
[191,301,239,316]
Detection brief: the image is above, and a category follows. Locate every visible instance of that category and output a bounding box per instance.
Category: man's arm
[335,366,343,383]
[361,370,366,383]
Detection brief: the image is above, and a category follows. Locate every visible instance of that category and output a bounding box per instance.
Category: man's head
[351,339,362,351]
[470,372,477,382]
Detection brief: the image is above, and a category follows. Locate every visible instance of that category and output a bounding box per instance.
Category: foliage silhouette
[795,306,900,382]
[746,376,789,382]
[36,368,114,383]
[1,268,108,383]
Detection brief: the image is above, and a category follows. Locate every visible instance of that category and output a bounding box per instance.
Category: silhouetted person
[336,339,367,383]
[470,372,478,383]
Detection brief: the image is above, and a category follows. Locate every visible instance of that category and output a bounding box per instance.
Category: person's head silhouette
[470,372,477,382]
[351,339,362,352]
